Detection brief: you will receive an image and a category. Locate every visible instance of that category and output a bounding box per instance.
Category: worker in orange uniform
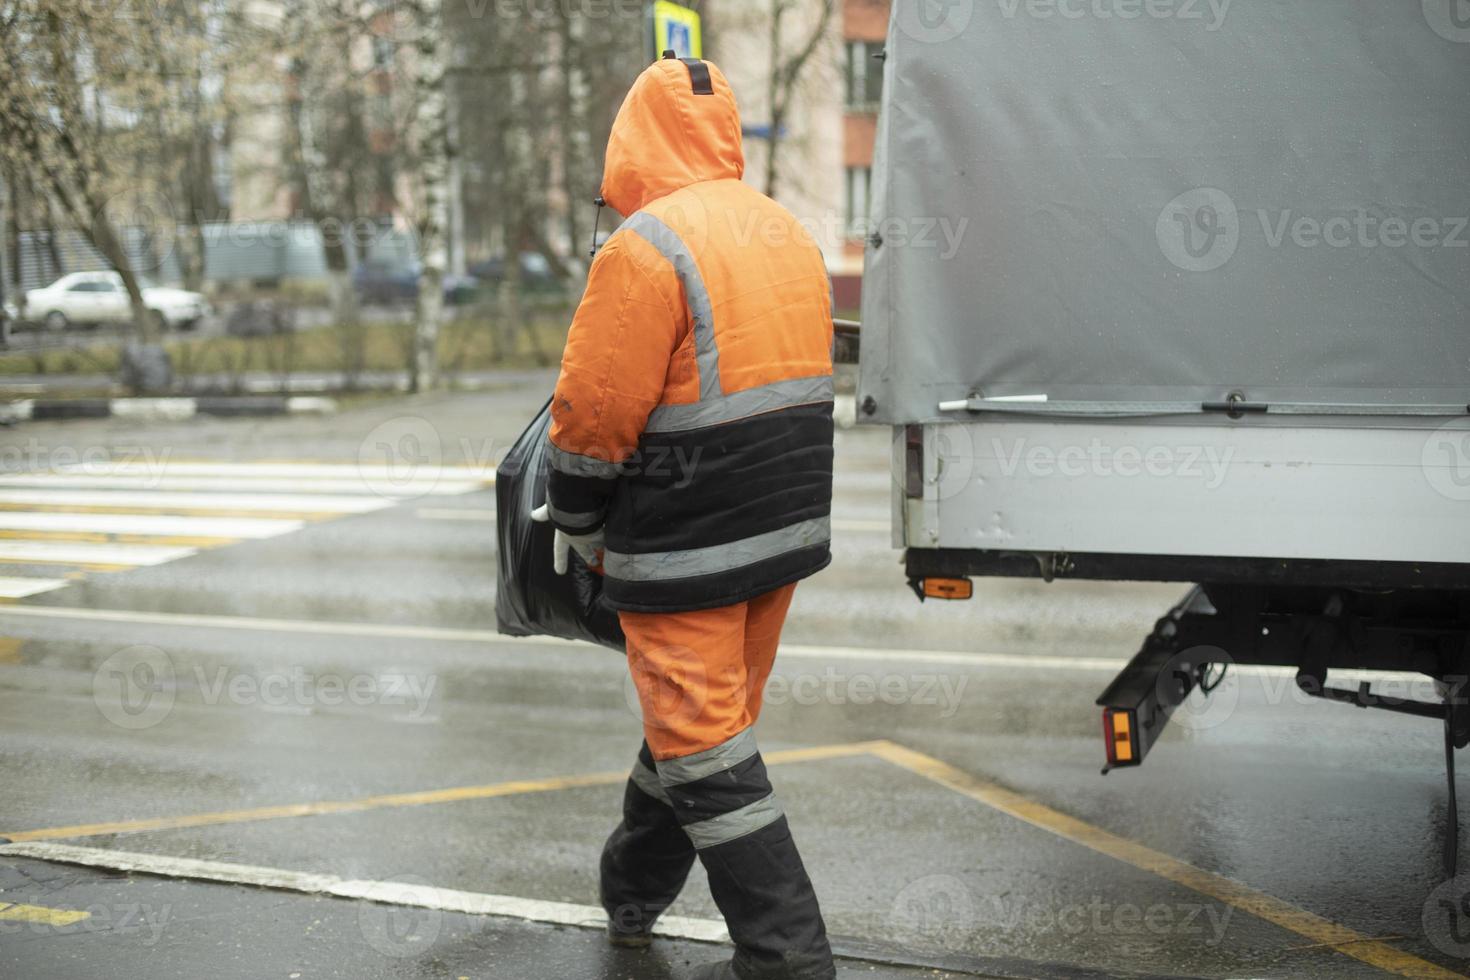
[532,51,837,980]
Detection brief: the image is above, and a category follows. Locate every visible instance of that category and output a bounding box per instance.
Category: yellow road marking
[0,902,91,927]
[0,503,343,520]
[0,559,133,571]
[0,530,240,548]
[0,637,22,663]
[868,740,1464,980]
[0,742,879,844]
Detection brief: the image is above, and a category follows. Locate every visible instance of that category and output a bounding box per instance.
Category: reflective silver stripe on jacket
[681,794,785,850]
[604,517,831,584]
[547,503,605,530]
[644,375,835,434]
[621,212,722,401]
[656,727,758,787]
[629,760,670,804]
[546,443,620,480]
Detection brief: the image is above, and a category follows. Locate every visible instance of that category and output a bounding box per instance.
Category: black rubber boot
[659,735,836,980]
[600,742,697,944]
[695,817,836,980]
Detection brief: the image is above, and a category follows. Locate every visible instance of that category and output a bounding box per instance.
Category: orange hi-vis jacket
[545,54,835,614]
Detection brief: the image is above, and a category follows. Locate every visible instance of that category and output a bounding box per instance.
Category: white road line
[0,474,485,495]
[0,576,68,598]
[0,490,394,514]
[54,462,496,480]
[0,604,1431,684]
[0,842,730,944]
[0,512,303,539]
[0,541,196,566]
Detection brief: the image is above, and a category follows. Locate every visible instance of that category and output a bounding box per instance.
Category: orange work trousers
[619,583,798,761]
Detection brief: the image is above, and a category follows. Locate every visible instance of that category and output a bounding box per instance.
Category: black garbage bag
[496,397,626,652]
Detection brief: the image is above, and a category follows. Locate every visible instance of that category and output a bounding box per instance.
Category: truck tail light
[1103,708,1137,766]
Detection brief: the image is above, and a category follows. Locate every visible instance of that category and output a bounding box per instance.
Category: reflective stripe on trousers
[654,726,785,850]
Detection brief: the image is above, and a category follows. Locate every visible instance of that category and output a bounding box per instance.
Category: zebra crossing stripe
[0,541,197,567]
[0,512,304,539]
[0,490,394,514]
[0,474,483,495]
[0,576,68,598]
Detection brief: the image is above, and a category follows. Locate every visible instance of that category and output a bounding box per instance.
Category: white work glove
[530,503,606,575]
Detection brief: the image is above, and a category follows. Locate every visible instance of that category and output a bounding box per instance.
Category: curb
[1,396,337,424]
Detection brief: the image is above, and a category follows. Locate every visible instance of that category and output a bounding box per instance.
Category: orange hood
[601,56,745,216]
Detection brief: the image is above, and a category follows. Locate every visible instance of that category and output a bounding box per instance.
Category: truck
[857,0,1470,869]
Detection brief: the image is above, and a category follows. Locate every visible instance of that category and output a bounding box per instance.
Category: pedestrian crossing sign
[652,1,702,60]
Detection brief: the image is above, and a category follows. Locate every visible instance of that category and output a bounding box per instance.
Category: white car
[22,271,210,332]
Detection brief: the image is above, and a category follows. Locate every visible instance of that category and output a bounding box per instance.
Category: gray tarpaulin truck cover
[858,0,1470,425]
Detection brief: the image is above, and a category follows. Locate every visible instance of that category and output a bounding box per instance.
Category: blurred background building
[0,0,888,317]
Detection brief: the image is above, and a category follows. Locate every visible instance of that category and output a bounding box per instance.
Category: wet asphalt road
[0,370,1467,979]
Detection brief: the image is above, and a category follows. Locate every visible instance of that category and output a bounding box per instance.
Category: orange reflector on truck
[1103,707,1137,766]
[921,577,973,600]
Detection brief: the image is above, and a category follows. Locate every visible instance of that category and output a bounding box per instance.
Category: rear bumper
[905,547,1470,591]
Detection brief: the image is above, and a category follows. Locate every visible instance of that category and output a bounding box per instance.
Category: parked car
[22,271,210,332]
[352,262,480,307]
[468,252,565,293]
